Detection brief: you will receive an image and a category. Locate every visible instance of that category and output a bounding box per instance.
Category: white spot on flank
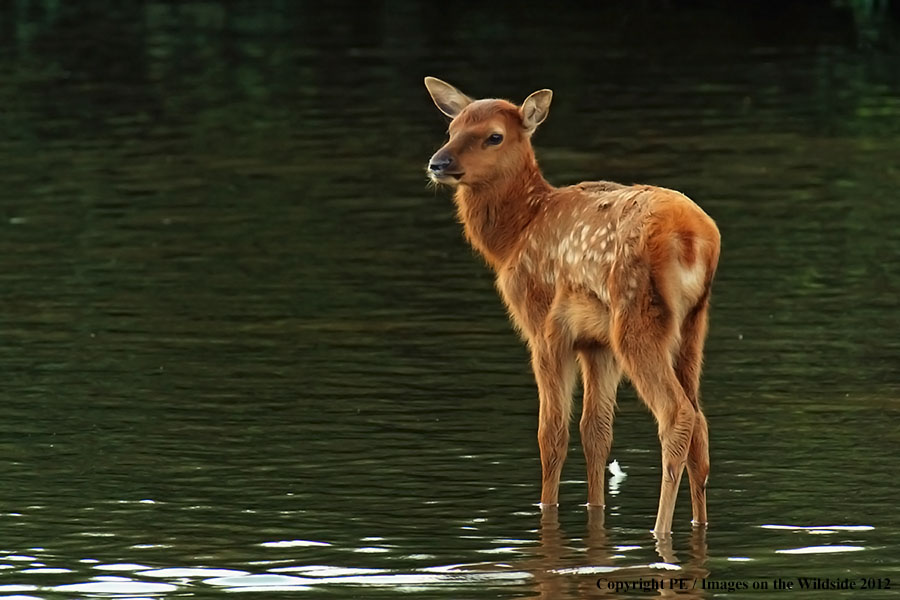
[678,260,707,301]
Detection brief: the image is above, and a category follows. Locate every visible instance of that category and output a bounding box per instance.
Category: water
[1,1,898,598]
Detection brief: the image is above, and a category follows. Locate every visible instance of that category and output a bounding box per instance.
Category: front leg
[531,338,578,506]
[577,346,622,507]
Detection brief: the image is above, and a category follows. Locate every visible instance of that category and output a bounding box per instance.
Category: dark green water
[1,2,899,598]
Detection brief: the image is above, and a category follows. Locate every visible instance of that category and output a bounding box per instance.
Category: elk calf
[423,77,720,533]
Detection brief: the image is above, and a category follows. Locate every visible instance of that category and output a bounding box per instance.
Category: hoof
[691,519,709,528]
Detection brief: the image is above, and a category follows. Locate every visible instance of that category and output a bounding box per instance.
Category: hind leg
[611,292,696,534]
[675,299,711,526]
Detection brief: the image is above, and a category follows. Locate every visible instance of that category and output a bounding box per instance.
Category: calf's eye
[487,133,503,145]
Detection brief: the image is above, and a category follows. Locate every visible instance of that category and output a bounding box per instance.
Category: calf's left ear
[521,89,553,134]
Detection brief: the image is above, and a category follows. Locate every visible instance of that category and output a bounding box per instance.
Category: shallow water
[1,2,899,598]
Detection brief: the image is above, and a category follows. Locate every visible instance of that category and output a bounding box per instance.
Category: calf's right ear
[424,77,473,118]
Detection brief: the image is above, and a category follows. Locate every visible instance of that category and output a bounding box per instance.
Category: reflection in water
[0,512,885,596]
[521,507,710,599]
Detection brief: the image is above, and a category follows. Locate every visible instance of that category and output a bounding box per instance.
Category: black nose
[429,154,453,173]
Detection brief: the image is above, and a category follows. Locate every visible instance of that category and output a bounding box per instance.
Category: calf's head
[424,77,553,187]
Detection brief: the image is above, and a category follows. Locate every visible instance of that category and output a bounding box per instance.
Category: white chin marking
[429,173,460,186]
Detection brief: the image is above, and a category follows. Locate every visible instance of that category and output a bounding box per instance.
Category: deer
[423,77,721,534]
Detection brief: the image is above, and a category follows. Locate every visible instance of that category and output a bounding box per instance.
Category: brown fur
[424,77,721,533]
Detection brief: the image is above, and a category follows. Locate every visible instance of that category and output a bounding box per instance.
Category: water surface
[0,2,898,598]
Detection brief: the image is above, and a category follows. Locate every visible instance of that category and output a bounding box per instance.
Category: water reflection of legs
[685,526,710,588]
[652,529,709,599]
[522,508,709,599]
[654,532,677,565]
[519,506,615,600]
[581,505,612,598]
[526,506,566,600]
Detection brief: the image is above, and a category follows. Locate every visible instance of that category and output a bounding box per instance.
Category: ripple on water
[268,565,387,576]
[138,567,251,578]
[197,564,535,591]
[204,574,314,589]
[475,546,524,555]
[647,562,682,571]
[761,524,872,555]
[761,524,874,532]
[19,568,73,574]
[51,581,179,594]
[259,539,331,548]
[776,545,865,555]
[94,562,153,571]
[552,565,619,575]
[303,571,532,586]
[91,576,134,582]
